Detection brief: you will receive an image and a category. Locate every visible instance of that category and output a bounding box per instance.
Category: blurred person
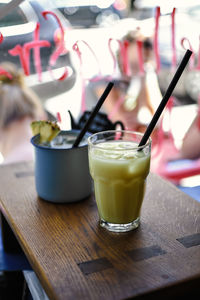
[179,114,200,160]
[93,28,162,134]
[167,113,200,202]
[0,62,47,164]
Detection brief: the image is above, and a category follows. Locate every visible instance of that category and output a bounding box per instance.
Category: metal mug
[31,130,92,203]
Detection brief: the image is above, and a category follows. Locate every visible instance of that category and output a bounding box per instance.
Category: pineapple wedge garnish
[31,120,61,144]
[30,121,42,136]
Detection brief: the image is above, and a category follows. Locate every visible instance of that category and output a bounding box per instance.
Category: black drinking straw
[73,81,114,147]
[139,49,193,147]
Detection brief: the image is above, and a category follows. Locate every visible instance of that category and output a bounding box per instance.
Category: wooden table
[0,161,200,300]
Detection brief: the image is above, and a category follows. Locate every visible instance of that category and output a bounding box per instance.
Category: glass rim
[88,130,152,151]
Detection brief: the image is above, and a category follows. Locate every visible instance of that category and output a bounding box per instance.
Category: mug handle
[113,120,125,130]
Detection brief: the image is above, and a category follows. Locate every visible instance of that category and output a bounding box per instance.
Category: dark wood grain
[0,161,200,300]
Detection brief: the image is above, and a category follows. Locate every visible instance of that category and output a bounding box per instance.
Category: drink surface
[89,140,150,224]
[35,132,88,149]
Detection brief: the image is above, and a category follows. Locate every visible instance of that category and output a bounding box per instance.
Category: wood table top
[0,161,200,300]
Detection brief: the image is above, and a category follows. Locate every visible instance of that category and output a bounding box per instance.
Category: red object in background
[8,24,50,77]
[171,7,177,69]
[197,35,200,70]
[42,11,70,81]
[72,39,102,112]
[0,32,3,44]
[113,0,127,11]
[33,23,42,82]
[0,67,12,79]
[151,96,200,184]
[181,37,195,70]
[123,40,130,76]
[197,95,200,130]
[42,11,65,67]
[108,38,119,76]
[72,39,101,81]
[8,10,71,81]
[0,32,13,79]
[9,45,30,76]
[136,40,144,75]
[54,28,69,56]
[163,158,200,182]
[56,112,62,123]
[151,97,179,174]
[120,40,131,76]
[153,6,161,73]
[108,38,131,77]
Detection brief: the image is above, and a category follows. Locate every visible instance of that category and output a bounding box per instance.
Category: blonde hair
[0,62,44,129]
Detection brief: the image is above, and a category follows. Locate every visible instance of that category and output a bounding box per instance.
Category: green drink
[88,130,151,232]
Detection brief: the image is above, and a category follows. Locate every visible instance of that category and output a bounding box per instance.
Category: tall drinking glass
[88,130,151,232]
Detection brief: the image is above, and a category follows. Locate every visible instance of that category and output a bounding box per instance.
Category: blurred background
[1,1,199,108]
[0,0,199,185]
